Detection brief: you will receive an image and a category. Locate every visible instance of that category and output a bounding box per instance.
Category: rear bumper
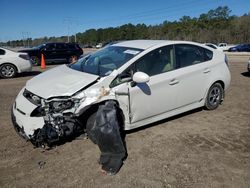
[19,60,32,73]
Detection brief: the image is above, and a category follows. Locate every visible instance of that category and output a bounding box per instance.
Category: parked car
[96,43,103,49]
[12,40,231,147]
[217,43,235,51]
[0,47,32,78]
[204,43,223,51]
[19,42,83,65]
[228,44,250,52]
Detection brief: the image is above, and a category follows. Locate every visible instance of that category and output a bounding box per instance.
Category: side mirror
[132,72,150,84]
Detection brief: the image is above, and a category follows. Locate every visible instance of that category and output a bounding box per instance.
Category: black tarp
[87,101,127,175]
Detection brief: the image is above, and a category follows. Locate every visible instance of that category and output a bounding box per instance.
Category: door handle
[169,79,179,85]
[203,68,211,73]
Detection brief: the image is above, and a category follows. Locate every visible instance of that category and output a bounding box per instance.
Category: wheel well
[77,100,125,130]
[213,80,225,89]
[0,63,19,72]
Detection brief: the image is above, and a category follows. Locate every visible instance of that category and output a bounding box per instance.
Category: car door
[114,45,180,124]
[42,43,56,61]
[55,43,67,61]
[173,44,213,108]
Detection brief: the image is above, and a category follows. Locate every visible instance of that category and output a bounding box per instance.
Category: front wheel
[205,83,223,110]
[0,64,17,78]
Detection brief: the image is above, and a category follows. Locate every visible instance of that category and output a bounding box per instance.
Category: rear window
[204,48,213,61]
[175,44,213,68]
[0,49,5,55]
[56,43,67,50]
[67,44,78,50]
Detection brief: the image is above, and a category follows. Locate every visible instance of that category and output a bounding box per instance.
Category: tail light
[19,54,30,60]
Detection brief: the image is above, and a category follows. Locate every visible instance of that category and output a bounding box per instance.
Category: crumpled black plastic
[87,101,127,175]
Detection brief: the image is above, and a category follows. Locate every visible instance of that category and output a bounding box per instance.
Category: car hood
[26,65,99,99]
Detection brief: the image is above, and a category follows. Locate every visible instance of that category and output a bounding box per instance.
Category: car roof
[44,42,78,45]
[112,40,207,50]
[112,40,170,50]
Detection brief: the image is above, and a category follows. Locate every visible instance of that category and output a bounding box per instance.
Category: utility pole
[63,18,73,43]
[21,31,31,47]
[63,17,79,43]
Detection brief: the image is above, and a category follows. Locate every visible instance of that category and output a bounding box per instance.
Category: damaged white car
[12,40,231,147]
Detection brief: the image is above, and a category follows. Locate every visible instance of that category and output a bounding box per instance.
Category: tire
[30,56,40,66]
[205,83,223,110]
[0,64,17,78]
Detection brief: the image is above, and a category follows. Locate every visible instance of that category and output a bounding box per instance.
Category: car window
[110,65,135,88]
[204,48,213,61]
[56,43,67,50]
[69,46,142,77]
[0,49,5,55]
[206,44,217,49]
[46,44,56,51]
[68,44,77,50]
[175,44,212,68]
[135,45,175,76]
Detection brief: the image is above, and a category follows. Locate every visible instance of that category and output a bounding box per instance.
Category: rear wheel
[205,83,223,110]
[30,56,40,66]
[0,64,17,78]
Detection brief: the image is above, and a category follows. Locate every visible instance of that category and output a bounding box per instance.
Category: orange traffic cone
[41,53,46,69]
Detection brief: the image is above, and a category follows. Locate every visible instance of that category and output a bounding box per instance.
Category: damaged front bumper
[11,89,45,140]
[11,89,84,147]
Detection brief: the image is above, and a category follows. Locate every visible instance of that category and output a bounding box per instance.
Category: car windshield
[33,44,45,49]
[68,46,143,76]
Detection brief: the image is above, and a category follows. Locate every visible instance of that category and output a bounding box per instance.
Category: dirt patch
[0,58,249,187]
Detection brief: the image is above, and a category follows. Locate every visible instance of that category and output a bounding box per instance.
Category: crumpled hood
[26,65,99,99]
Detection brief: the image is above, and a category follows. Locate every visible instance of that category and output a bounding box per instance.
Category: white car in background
[204,43,222,51]
[217,43,235,52]
[0,47,32,78]
[12,40,231,147]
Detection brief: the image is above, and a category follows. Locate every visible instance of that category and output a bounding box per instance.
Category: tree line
[2,6,250,47]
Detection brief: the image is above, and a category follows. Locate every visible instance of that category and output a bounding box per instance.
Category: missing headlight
[23,89,42,106]
[49,100,74,113]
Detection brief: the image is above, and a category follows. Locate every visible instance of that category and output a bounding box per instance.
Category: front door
[124,45,179,123]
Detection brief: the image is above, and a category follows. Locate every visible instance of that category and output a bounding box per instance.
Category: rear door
[174,44,213,108]
[55,43,68,61]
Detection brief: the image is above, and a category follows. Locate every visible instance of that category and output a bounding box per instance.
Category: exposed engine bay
[21,89,86,147]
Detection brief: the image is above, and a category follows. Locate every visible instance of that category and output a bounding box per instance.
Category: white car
[204,43,222,51]
[0,47,32,78]
[12,40,231,146]
[217,43,235,51]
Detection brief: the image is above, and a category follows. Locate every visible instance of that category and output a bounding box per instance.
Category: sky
[0,0,249,42]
